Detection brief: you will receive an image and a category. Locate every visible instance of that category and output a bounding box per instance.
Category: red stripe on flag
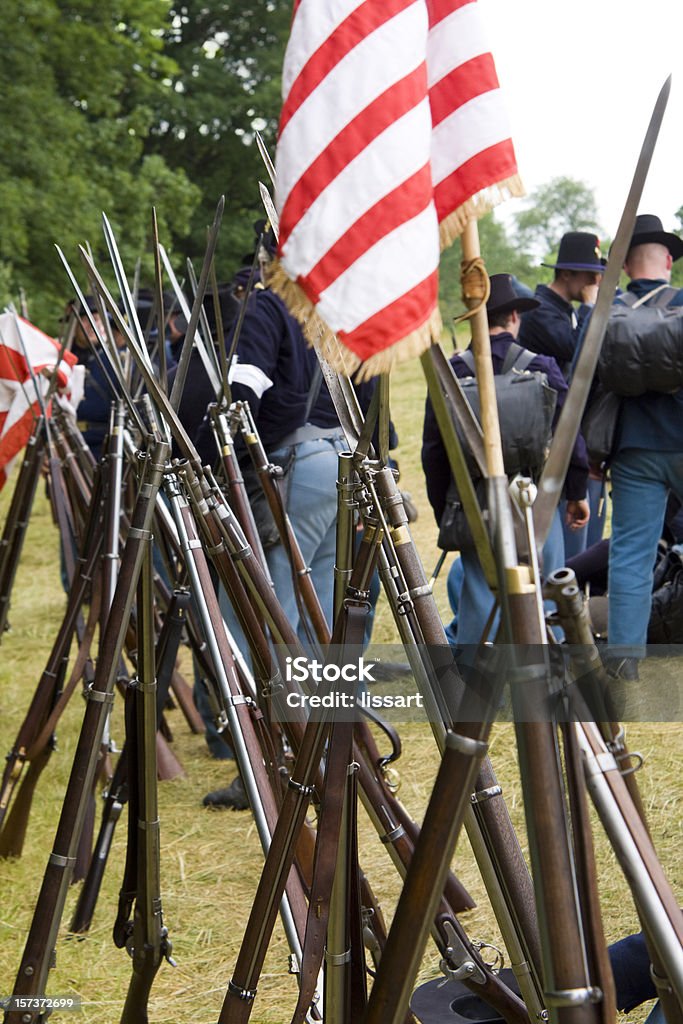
[280,0,416,135]
[0,347,28,381]
[0,403,39,491]
[433,138,517,222]
[279,65,427,246]
[427,0,475,29]
[429,53,499,127]
[299,164,434,301]
[338,271,438,361]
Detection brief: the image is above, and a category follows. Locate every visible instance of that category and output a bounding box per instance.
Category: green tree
[513,176,601,261]
[146,1,292,278]
[0,0,200,330]
[438,211,536,338]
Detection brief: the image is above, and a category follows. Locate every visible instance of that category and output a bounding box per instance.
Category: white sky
[479,0,683,241]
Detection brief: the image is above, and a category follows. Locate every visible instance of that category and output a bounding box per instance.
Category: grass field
[0,354,681,1023]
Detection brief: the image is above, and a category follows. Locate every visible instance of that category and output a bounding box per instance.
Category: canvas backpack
[453,343,556,478]
[437,343,557,552]
[598,285,683,396]
[583,285,683,467]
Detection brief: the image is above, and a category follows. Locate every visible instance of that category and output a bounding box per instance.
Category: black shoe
[203,775,249,811]
[604,656,640,682]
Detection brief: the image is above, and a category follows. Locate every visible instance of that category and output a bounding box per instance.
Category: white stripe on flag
[276,4,427,206]
[280,100,432,279]
[431,88,510,185]
[282,0,363,96]
[427,3,488,87]
[317,204,439,333]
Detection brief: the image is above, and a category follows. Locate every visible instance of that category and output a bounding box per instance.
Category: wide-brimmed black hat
[542,231,606,272]
[486,273,539,315]
[628,213,683,261]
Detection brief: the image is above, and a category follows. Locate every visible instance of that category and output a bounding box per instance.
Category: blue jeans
[451,506,565,647]
[562,476,606,558]
[262,435,347,646]
[217,434,347,655]
[608,448,683,654]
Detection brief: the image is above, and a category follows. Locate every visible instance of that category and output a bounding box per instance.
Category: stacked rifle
[1,93,683,1024]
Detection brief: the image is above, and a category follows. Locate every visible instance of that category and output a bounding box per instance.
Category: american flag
[272,0,522,376]
[0,313,76,489]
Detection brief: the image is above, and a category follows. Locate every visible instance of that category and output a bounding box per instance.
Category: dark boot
[202,774,249,811]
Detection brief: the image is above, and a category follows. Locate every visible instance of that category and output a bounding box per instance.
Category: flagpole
[458,219,521,641]
[460,220,505,479]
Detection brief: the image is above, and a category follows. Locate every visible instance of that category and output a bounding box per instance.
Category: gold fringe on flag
[351,308,442,381]
[438,174,525,251]
[268,260,443,381]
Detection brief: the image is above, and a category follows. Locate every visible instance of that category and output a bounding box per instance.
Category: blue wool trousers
[608,448,683,655]
[265,435,347,644]
[447,506,565,648]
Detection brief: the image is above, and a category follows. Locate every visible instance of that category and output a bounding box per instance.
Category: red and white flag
[272,0,523,376]
[0,313,76,489]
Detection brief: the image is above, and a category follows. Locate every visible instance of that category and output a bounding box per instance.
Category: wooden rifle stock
[210,403,271,573]
[152,577,205,735]
[70,745,129,934]
[0,509,104,847]
[6,438,168,1023]
[118,543,173,1024]
[545,568,649,826]
[218,551,377,1024]
[71,586,189,933]
[562,720,617,1024]
[364,703,501,1024]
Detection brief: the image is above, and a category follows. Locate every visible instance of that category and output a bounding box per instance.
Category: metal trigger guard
[380,764,400,793]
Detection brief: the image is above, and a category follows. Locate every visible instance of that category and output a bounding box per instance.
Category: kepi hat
[627,214,683,261]
[542,232,606,272]
[486,273,539,316]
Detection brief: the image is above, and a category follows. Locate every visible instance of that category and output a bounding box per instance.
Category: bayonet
[151,208,168,392]
[158,244,222,398]
[168,195,225,412]
[255,131,277,189]
[55,245,148,439]
[258,181,279,236]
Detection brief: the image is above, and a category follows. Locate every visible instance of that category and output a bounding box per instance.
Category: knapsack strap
[501,342,537,374]
[618,284,678,309]
[459,342,537,377]
[459,349,476,375]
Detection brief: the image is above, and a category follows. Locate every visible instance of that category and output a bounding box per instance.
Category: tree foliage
[513,176,602,260]
[0,0,199,329]
[146,1,291,277]
[438,212,537,335]
[6,3,677,337]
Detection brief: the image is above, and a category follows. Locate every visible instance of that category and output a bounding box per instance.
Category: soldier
[605,214,683,680]
[65,295,121,462]
[422,274,588,649]
[520,231,606,557]
[519,230,605,373]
